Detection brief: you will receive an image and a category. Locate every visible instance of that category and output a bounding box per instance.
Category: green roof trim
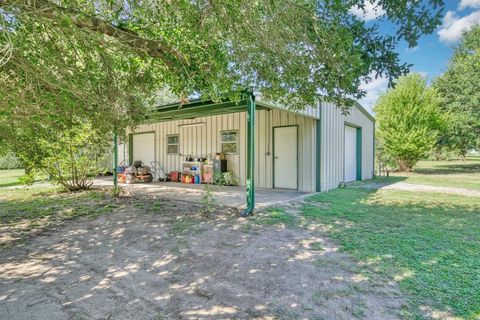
[354,101,375,123]
[144,97,374,124]
[145,98,271,123]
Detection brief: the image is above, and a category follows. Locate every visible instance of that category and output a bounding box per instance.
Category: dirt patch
[0,195,405,319]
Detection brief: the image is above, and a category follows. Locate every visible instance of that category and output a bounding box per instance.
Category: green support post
[242,91,256,216]
[123,134,126,164]
[113,131,118,189]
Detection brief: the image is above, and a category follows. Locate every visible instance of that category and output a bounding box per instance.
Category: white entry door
[274,126,298,189]
[132,133,155,168]
[344,125,357,182]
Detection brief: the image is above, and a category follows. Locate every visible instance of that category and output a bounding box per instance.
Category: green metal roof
[144,97,374,123]
[145,98,269,123]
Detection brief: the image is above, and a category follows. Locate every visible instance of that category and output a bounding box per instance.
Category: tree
[374,74,445,171]
[0,0,446,110]
[434,25,480,157]
[0,0,446,188]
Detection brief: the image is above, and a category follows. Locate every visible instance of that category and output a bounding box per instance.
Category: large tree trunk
[397,159,413,172]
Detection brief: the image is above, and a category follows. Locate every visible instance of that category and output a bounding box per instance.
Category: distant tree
[434,25,480,157]
[374,74,445,171]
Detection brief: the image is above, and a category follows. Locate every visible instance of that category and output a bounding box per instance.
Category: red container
[202,172,213,183]
[170,171,181,182]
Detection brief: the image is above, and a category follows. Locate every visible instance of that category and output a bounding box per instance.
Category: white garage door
[344,125,357,182]
[132,133,155,168]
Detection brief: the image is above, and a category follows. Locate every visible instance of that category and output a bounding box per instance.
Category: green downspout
[242,91,256,216]
[356,127,362,181]
[113,131,118,189]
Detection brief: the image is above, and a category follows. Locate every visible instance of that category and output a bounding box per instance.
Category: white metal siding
[257,98,321,119]
[132,133,156,167]
[256,109,317,192]
[124,109,318,192]
[120,101,373,194]
[320,102,374,191]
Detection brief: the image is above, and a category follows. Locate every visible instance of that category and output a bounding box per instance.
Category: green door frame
[316,101,323,192]
[356,127,362,181]
[128,131,156,166]
[272,125,299,190]
[344,122,363,181]
[316,119,321,192]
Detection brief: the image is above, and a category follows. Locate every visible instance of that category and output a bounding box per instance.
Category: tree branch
[0,0,187,70]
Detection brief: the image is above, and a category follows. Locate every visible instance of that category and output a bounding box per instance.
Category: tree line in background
[0,0,445,189]
[375,25,480,172]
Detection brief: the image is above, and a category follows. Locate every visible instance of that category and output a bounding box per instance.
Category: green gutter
[354,101,375,123]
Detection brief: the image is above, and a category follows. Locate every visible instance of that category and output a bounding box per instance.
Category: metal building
[115,94,375,213]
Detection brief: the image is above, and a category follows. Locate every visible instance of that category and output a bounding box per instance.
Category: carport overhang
[145,98,268,123]
[114,93,259,216]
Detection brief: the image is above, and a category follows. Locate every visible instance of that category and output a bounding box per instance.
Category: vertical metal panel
[126,105,326,193]
[320,102,374,191]
[259,108,317,192]
[129,113,242,185]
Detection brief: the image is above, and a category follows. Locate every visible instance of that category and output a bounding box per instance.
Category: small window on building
[221,131,238,154]
[167,135,179,154]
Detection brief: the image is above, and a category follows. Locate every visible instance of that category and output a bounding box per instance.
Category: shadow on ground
[0,193,404,320]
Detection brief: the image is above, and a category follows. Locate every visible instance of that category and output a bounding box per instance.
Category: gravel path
[380,182,480,197]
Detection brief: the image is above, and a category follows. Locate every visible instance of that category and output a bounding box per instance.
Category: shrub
[374,74,445,171]
[37,124,110,191]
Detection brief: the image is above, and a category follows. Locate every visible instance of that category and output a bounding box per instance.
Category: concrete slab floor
[94,177,313,210]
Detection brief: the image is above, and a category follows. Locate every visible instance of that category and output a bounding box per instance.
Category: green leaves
[1,0,445,111]
[434,25,480,156]
[0,0,446,178]
[374,74,445,171]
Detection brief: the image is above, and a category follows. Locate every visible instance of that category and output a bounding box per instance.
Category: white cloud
[459,0,480,10]
[406,46,419,53]
[350,1,385,22]
[437,10,480,44]
[357,74,389,113]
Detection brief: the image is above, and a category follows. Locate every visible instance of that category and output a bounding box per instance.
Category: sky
[353,0,480,113]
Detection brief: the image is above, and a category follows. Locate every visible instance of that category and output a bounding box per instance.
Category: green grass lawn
[390,157,480,191]
[0,168,25,187]
[303,187,480,319]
